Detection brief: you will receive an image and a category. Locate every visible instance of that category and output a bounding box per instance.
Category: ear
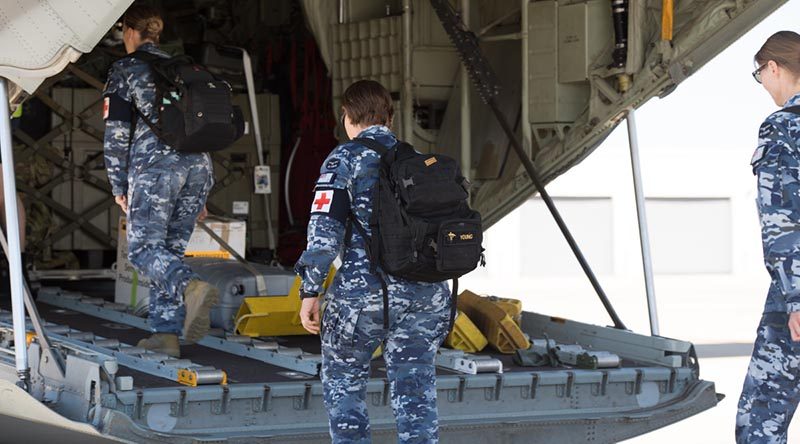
[769,60,780,76]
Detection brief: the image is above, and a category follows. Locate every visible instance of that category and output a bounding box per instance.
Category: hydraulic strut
[429,0,626,330]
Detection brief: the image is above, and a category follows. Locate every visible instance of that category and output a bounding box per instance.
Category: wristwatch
[300,290,318,300]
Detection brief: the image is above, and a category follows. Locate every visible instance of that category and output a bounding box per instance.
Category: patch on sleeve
[103,93,132,122]
[316,172,337,185]
[325,158,341,170]
[310,188,349,224]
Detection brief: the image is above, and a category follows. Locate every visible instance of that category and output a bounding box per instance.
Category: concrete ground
[625,354,800,443]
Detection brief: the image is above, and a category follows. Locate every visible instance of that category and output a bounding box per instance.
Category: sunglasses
[752,63,768,84]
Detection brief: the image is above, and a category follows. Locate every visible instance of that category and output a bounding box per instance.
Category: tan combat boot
[137,333,180,358]
[182,280,219,343]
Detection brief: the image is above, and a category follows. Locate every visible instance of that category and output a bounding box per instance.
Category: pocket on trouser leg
[322,302,363,350]
[320,301,340,347]
[129,172,180,233]
[350,305,386,355]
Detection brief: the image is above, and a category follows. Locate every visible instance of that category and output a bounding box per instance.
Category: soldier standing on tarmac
[102,4,217,358]
[737,31,800,443]
[295,80,452,443]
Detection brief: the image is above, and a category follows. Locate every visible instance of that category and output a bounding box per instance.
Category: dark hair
[341,80,394,127]
[123,4,164,43]
[755,31,800,76]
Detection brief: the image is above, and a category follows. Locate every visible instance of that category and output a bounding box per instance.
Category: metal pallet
[38,287,321,375]
[0,310,226,386]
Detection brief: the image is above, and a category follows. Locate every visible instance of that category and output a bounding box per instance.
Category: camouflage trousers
[736,312,800,443]
[320,281,452,443]
[127,156,213,334]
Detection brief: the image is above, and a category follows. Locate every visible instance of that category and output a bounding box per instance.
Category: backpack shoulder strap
[782,105,800,116]
[127,50,163,64]
[352,137,389,156]
[125,51,172,140]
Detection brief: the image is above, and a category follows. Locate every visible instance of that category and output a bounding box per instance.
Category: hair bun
[146,17,163,35]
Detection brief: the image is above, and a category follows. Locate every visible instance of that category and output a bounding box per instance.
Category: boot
[182,280,219,343]
[137,333,180,358]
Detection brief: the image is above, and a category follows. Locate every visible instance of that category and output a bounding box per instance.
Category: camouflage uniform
[295,125,451,443]
[737,92,800,443]
[103,43,213,334]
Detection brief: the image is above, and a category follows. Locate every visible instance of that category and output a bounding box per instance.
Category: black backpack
[129,51,245,153]
[349,137,485,329]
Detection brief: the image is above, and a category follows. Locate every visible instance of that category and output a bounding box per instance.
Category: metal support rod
[402,0,414,144]
[0,230,65,376]
[488,99,626,330]
[240,48,276,252]
[0,78,29,383]
[625,108,659,335]
[284,137,301,227]
[429,0,625,329]
[460,0,471,179]
[520,0,532,157]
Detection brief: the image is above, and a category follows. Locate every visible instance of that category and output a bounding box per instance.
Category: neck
[782,86,800,105]
[126,39,154,54]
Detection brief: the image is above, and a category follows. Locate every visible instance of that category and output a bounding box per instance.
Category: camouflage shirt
[102,42,185,197]
[295,125,448,299]
[752,92,800,313]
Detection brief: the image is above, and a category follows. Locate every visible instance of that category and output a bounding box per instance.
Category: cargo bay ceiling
[303,0,786,227]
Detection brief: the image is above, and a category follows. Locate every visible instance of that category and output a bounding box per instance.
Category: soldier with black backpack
[296,79,483,443]
[102,5,242,357]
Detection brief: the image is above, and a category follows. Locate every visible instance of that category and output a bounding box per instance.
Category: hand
[197,205,208,221]
[115,195,128,214]
[299,297,320,334]
[789,312,800,342]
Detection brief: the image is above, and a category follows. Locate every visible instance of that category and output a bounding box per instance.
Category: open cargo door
[302,0,787,227]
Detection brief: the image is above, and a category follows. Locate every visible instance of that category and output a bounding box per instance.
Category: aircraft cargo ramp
[1,0,782,441]
[0,281,719,443]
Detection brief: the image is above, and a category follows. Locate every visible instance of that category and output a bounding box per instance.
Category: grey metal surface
[436,347,503,374]
[431,0,626,330]
[239,47,276,251]
[0,289,721,442]
[32,269,117,281]
[0,228,66,378]
[195,223,268,296]
[95,364,715,442]
[626,108,660,336]
[522,311,690,367]
[185,257,295,331]
[0,313,226,386]
[423,0,791,231]
[37,287,321,375]
[0,77,28,380]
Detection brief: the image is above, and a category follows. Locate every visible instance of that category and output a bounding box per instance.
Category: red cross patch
[312,190,332,213]
[103,97,110,120]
